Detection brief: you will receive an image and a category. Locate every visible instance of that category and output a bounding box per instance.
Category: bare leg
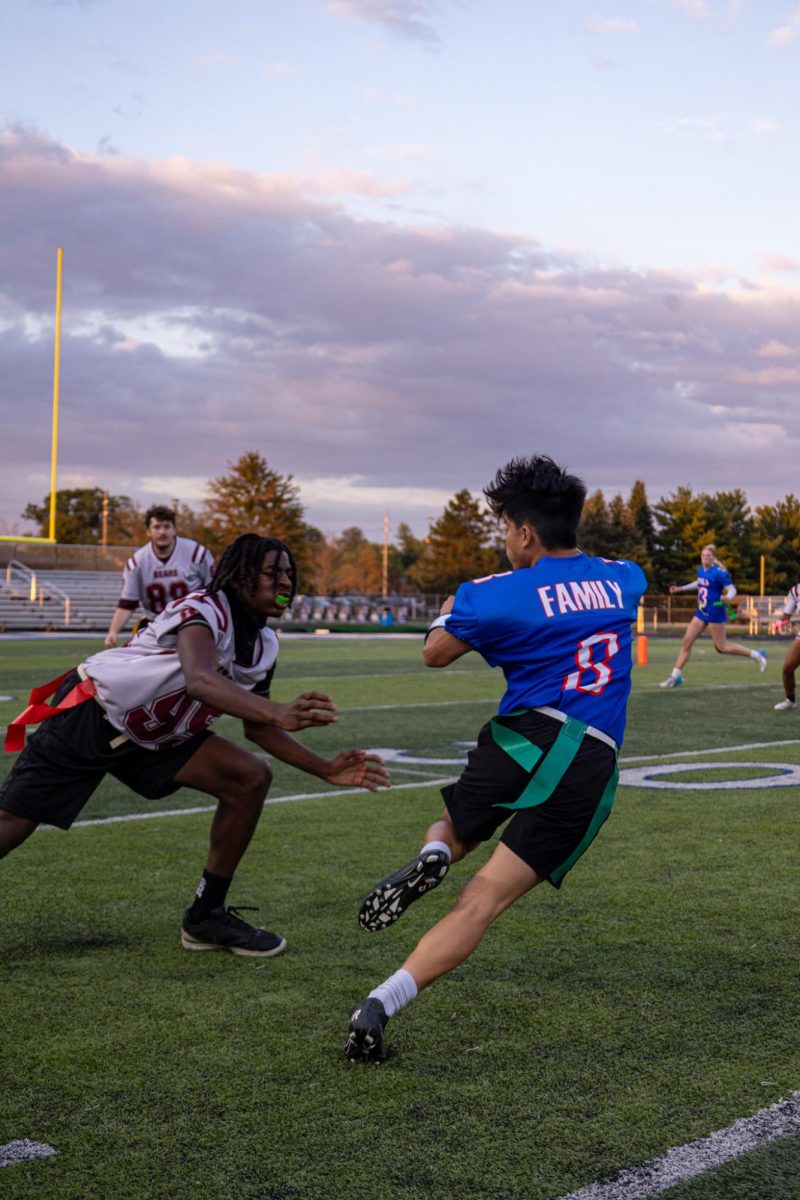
[171,736,272,878]
[708,623,761,661]
[0,811,39,859]
[781,640,800,700]
[422,809,474,865]
[674,616,707,671]
[402,842,541,990]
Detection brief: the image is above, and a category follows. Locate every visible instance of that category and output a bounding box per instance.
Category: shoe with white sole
[358,850,450,932]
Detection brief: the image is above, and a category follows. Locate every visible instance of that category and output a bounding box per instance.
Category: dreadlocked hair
[209,534,298,601]
[484,455,586,550]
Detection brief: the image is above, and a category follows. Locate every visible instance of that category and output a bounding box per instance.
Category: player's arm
[105,602,137,648]
[423,595,473,668]
[242,723,390,792]
[177,623,337,732]
[668,580,699,595]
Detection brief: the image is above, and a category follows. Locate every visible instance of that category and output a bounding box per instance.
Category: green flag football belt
[490,706,618,812]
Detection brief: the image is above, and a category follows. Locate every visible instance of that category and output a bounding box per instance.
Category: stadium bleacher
[0,565,120,632]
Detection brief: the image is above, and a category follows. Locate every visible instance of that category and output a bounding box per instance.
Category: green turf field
[1,634,798,1199]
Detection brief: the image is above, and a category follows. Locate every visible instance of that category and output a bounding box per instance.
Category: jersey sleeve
[783,586,800,616]
[118,555,142,609]
[251,666,275,697]
[201,554,215,585]
[156,597,222,646]
[443,583,484,651]
[717,567,733,588]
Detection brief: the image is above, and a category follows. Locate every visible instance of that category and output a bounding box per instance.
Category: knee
[713,643,725,654]
[228,755,272,804]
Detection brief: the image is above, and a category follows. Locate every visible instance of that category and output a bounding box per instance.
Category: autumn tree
[412,489,497,594]
[578,491,611,556]
[200,452,313,571]
[22,489,141,545]
[329,527,383,594]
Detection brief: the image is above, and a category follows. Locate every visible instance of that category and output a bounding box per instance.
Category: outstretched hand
[277,691,338,732]
[324,750,391,792]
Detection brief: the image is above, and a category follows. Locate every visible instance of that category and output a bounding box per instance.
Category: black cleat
[181,905,287,957]
[358,850,449,932]
[344,998,388,1062]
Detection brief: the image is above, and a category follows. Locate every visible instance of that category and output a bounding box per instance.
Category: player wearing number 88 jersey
[104,505,215,649]
[345,455,646,1063]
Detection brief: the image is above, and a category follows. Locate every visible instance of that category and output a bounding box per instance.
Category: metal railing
[3,560,72,625]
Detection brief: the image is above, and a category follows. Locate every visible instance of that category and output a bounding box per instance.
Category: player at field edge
[344,455,646,1062]
[771,581,800,711]
[1,533,390,956]
[104,504,215,648]
[659,544,766,688]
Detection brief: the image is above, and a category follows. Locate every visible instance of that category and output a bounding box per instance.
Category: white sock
[750,650,763,661]
[671,668,682,679]
[420,839,451,862]
[368,968,418,1017]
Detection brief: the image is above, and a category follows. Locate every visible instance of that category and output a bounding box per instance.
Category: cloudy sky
[2,0,800,541]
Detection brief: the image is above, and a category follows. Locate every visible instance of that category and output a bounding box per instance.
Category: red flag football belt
[4,668,97,753]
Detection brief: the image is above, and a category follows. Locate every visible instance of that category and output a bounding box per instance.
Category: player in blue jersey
[659,545,766,688]
[344,455,647,1062]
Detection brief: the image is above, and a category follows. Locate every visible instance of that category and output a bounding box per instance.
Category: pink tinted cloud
[2,125,800,532]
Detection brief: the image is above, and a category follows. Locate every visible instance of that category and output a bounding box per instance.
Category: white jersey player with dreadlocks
[1,534,390,956]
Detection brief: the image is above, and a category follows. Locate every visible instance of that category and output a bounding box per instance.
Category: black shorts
[441,709,618,888]
[0,671,212,830]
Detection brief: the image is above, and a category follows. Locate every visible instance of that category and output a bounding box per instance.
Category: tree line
[21,453,800,596]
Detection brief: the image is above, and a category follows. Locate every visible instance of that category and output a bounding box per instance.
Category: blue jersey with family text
[445,554,647,746]
[695,565,732,621]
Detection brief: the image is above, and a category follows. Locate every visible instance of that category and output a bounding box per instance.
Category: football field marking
[0,1139,58,1169]
[556,1091,800,1200]
[66,776,457,829]
[619,760,800,790]
[30,736,800,831]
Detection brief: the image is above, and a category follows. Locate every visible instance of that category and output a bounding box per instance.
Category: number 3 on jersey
[563,632,620,695]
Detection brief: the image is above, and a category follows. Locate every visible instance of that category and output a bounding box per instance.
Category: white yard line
[557,1092,800,1200]
[65,776,457,830]
[0,1139,58,1169]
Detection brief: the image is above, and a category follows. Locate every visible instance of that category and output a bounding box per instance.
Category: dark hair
[209,533,298,600]
[484,456,586,550]
[145,505,176,527]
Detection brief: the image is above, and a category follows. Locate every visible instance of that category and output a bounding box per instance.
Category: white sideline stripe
[0,1139,58,1169]
[557,1092,800,1200]
[620,738,800,765]
[64,777,457,830]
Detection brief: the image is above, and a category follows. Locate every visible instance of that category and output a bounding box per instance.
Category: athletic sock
[368,968,418,1017]
[750,650,763,661]
[419,839,452,862]
[188,870,232,921]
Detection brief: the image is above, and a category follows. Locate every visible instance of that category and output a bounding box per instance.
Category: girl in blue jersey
[660,544,766,687]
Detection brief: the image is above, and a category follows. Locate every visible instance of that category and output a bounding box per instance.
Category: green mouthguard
[275,594,291,605]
